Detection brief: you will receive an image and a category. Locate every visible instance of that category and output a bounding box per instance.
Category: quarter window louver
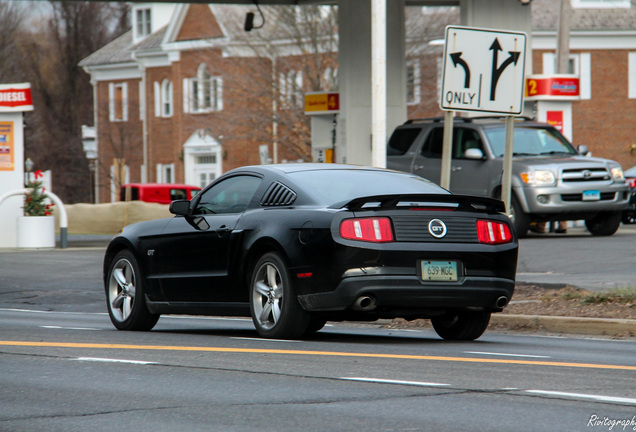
[261,182,297,206]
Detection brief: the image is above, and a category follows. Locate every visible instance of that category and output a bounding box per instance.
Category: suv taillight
[340,217,394,242]
[476,220,512,244]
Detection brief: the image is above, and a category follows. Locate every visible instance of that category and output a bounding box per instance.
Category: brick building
[81,3,336,202]
[81,1,636,203]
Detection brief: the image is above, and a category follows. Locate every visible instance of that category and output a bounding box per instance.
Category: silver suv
[387,117,630,237]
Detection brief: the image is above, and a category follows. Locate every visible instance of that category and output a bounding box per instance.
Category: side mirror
[577,145,589,156]
[169,200,190,216]
[464,148,485,160]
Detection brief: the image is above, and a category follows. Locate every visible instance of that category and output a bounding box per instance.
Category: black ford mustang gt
[104,164,518,341]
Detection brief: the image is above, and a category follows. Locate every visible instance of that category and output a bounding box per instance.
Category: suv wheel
[509,195,530,238]
[497,192,529,238]
[585,211,622,236]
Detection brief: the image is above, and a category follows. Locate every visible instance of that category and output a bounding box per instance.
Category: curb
[491,314,636,338]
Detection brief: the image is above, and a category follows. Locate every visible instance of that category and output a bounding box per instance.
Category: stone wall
[54,201,172,235]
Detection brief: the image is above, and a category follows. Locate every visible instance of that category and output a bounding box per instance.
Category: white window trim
[154,81,161,117]
[571,0,631,9]
[156,163,175,184]
[108,82,128,122]
[629,52,636,99]
[542,52,591,100]
[162,79,173,117]
[134,7,152,41]
[183,64,223,114]
[406,59,421,105]
[280,69,304,108]
[154,80,173,117]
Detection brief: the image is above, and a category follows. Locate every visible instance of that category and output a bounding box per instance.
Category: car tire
[306,317,328,333]
[585,211,622,236]
[509,195,530,238]
[431,311,491,341]
[105,250,159,331]
[250,252,310,339]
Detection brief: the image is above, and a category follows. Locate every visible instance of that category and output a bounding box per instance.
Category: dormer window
[136,8,152,38]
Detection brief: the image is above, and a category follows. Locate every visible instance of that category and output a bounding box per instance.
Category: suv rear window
[387,128,421,155]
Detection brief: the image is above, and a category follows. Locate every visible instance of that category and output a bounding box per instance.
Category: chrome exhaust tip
[495,296,509,308]
[353,295,376,311]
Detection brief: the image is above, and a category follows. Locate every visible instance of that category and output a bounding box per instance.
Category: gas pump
[0,83,34,248]
[304,92,339,163]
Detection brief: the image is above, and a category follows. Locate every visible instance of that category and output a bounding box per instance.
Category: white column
[337,0,406,167]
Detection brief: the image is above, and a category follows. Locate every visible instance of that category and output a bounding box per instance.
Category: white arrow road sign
[440,26,527,115]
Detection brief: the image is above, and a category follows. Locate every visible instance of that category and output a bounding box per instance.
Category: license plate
[583,190,601,201]
[420,260,458,282]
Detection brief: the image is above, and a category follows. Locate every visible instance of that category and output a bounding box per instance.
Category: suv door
[411,126,494,197]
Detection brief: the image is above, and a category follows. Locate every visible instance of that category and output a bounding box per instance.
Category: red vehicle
[120,183,201,205]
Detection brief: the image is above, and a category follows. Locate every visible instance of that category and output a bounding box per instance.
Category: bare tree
[19,1,130,204]
[219,5,339,162]
[0,3,25,82]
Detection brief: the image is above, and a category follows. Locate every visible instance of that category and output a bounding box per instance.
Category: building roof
[79,30,135,67]
[532,0,636,31]
[80,2,636,69]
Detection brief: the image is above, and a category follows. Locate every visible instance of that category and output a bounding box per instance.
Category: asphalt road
[1,227,635,431]
[516,223,636,291]
[1,223,635,317]
[1,309,635,432]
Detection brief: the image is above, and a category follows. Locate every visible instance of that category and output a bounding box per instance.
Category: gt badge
[428,219,447,239]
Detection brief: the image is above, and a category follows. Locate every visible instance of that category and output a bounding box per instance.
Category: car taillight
[340,217,394,242]
[629,178,636,188]
[476,220,512,245]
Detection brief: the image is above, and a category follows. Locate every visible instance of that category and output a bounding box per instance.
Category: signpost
[439,26,527,215]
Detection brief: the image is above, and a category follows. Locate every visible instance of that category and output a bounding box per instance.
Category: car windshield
[484,126,577,158]
[288,169,447,206]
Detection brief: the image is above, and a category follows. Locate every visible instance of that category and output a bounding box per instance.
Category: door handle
[451,166,462,171]
[216,226,231,237]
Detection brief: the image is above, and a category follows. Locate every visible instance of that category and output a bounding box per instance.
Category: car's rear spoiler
[334,194,506,213]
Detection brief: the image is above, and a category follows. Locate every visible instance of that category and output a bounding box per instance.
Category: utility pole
[556,0,571,74]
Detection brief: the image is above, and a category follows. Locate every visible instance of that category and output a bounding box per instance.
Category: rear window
[387,128,421,155]
[289,169,447,205]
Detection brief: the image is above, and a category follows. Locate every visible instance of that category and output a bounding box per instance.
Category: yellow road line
[1,340,634,371]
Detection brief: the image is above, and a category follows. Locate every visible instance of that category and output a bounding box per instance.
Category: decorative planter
[17,216,55,248]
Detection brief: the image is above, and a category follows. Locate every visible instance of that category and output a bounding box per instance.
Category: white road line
[526,390,636,405]
[40,326,100,331]
[231,337,301,343]
[465,351,551,359]
[0,308,107,316]
[341,377,450,387]
[72,357,157,365]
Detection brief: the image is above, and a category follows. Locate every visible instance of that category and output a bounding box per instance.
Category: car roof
[232,163,390,175]
[400,117,552,129]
